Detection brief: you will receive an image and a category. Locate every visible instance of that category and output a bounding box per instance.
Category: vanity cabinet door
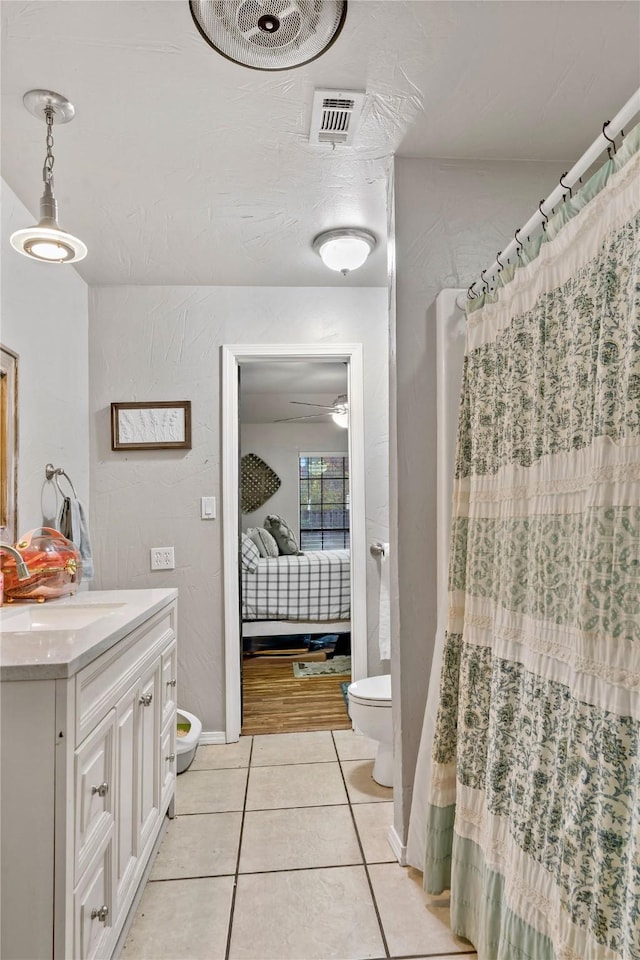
[113,680,138,920]
[74,830,114,960]
[160,717,177,812]
[75,708,115,881]
[161,640,177,727]
[137,657,162,854]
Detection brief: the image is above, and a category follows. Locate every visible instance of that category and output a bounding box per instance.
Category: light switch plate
[201,496,216,519]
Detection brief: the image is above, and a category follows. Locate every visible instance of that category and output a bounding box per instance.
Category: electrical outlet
[150,547,175,571]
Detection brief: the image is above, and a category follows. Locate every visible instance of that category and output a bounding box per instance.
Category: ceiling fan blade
[274,412,330,423]
[288,401,335,409]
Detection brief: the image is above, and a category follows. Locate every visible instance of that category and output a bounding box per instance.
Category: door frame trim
[221,343,368,741]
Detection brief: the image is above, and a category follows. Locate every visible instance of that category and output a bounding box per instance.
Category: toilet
[347,674,393,787]
[176,708,202,774]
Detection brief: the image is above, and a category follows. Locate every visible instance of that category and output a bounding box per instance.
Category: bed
[241,548,350,637]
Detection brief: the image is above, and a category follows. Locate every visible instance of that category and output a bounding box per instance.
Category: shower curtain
[417,125,640,960]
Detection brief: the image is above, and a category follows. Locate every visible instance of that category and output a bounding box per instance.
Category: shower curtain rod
[465,87,640,301]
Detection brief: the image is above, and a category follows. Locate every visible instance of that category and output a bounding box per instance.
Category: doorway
[221,344,368,742]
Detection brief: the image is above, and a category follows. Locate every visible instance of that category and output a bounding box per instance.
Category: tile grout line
[171,735,397,958]
[223,736,254,960]
[332,730,392,960]
[135,733,472,960]
[191,758,341,769]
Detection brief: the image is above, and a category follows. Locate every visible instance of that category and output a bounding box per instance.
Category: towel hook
[45,463,77,498]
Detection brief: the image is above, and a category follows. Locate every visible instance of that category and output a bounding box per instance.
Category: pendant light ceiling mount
[22,89,76,124]
[10,89,87,265]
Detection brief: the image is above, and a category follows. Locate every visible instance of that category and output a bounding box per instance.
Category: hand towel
[58,497,94,581]
[378,542,391,660]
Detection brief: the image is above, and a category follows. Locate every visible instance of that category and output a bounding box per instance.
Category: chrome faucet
[0,544,30,580]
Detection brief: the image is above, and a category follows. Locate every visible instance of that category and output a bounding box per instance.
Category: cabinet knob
[166,679,177,687]
[90,905,109,923]
[166,754,176,762]
[91,782,109,798]
[139,693,153,706]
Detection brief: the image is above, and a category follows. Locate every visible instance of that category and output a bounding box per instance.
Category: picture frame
[111,401,192,451]
[0,344,19,543]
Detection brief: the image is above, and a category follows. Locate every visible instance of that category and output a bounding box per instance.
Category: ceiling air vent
[309,89,365,146]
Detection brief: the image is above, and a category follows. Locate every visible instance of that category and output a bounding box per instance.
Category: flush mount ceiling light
[312,228,376,276]
[190,0,347,71]
[10,90,87,264]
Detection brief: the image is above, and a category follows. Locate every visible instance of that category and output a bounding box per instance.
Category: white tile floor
[122,730,476,960]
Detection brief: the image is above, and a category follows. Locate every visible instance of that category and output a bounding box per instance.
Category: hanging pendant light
[10,90,87,264]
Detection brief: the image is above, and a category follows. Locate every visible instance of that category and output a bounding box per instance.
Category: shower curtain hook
[467,282,478,300]
[602,120,616,159]
[559,172,572,201]
[480,269,490,294]
[538,200,549,231]
[496,251,504,271]
[514,229,524,257]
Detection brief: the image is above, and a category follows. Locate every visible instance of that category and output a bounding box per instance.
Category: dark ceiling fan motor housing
[190,0,347,71]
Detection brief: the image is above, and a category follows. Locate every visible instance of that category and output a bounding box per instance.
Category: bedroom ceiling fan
[275,394,349,427]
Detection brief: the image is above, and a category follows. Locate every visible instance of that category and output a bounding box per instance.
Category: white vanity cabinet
[0,590,177,960]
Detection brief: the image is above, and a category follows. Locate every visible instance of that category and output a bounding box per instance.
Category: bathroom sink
[0,602,126,632]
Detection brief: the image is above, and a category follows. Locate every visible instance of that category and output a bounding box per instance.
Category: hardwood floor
[241,651,352,735]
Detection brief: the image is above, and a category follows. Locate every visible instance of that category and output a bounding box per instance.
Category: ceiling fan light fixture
[9,90,87,265]
[332,410,349,428]
[190,0,347,71]
[331,394,349,428]
[313,228,376,275]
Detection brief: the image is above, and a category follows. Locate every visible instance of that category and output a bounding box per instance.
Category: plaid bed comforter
[242,549,350,622]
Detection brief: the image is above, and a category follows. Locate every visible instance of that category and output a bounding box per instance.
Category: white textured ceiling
[2,1,639,287]
[239,360,347,422]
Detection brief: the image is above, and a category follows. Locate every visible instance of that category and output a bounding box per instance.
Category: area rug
[292,655,351,678]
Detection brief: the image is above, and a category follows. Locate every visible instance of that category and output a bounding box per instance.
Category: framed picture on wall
[0,345,19,544]
[111,401,192,451]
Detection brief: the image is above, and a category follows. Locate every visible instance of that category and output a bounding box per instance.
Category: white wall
[241,420,349,539]
[89,285,388,734]
[391,156,566,847]
[0,179,89,538]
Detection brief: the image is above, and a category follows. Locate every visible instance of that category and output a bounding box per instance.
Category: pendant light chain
[43,107,55,184]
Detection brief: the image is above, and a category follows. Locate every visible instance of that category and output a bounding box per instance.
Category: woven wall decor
[241,453,281,513]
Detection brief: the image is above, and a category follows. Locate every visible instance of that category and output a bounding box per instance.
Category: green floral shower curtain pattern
[425,127,640,960]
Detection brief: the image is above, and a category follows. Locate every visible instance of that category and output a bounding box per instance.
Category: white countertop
[0,588,178,681]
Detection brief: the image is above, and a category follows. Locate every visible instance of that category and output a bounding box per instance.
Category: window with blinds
[299,454,349,550]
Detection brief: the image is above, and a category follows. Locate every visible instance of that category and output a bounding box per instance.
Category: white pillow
[240,533,260,572]
[247,526,279,558]
[264,514,303,555]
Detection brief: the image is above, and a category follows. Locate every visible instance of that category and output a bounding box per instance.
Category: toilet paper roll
[378,542,391,660]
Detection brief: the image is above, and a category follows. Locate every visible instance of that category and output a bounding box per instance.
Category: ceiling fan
[275,394,349,426]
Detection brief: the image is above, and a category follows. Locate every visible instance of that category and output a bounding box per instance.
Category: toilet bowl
[347,674,393,787]
[176,708,202,774]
